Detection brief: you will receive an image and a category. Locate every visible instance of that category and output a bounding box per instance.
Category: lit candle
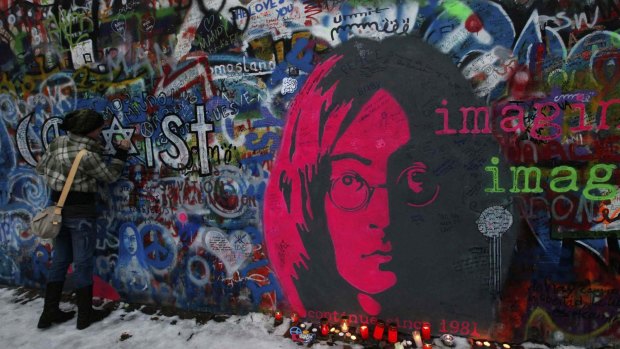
[359,325,369,340]
[373,320,385,341]
[412,330,423,348]
[290,312,299,325]
[387,323,398,343]
[340,315,350,332]
[421,322,431,341]
[423,343,433,349]
[320,318,329,336]
[274,310,283,326]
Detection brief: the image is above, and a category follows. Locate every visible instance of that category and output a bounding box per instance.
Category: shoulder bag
[31,149,88,239]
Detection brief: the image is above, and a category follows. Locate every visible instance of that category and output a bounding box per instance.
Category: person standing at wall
[35,109,131,330]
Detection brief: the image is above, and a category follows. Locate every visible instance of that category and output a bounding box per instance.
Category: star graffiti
[101,116,138,155]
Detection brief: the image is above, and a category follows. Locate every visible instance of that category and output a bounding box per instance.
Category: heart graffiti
[205,228,252,277]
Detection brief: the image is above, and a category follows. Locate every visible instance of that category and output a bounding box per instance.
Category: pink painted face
[324,90,410,294]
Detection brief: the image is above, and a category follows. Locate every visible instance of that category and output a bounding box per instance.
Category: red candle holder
[274,310,283,326]
[421,322,431,341]
[290,312,299,325]
[373,320,385,341]
[387,323,398,344]
[359,324,369,340]
[320,318,329,336]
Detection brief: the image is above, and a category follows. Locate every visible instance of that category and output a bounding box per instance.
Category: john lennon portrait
[263,36,520,335]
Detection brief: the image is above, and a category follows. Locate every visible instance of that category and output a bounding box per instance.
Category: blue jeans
[47,217,96,289]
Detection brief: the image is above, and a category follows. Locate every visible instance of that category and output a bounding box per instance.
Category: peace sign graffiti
[141,224,175,271]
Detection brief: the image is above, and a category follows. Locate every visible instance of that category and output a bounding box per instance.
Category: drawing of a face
[324,90,410,294]
[123,227,138,256]
[264,37,512,328]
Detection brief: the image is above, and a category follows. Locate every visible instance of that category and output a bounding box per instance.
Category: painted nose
[367,187,389,230]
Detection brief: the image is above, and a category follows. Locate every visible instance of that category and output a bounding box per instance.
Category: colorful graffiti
[0,0,619,346]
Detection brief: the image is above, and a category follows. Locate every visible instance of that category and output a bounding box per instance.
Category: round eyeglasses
[328,163,440,211]
[329,172,385,211]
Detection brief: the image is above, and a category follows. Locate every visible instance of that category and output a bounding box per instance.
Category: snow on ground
[0,287,577,349]
[0,286,361,349]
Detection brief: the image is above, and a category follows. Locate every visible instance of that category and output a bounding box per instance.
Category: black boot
[37,281,75,329]
[76,285,110,330]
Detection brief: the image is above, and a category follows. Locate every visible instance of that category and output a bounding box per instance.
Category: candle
[387,323,398,343]
[373,320,385,341]
[412,330,423,348]
[340,315,350,332]
[423,343,433,349]
[359,325,369,340]
[274,310,283,326]
[320,318,329,336]
[290,312,299,325]
[421,322,431,341]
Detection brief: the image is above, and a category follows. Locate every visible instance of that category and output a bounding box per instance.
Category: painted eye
[397,163,440,207]
[329,172,370,211]
[341,174,364,189]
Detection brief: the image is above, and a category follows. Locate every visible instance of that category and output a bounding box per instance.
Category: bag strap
[56,149,88,209]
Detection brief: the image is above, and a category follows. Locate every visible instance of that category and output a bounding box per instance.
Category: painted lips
[361,241,392,262]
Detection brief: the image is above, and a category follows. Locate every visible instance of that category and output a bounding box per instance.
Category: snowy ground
[0,287,572,349]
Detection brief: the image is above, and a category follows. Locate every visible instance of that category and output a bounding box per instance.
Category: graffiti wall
[0,0,619,346]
